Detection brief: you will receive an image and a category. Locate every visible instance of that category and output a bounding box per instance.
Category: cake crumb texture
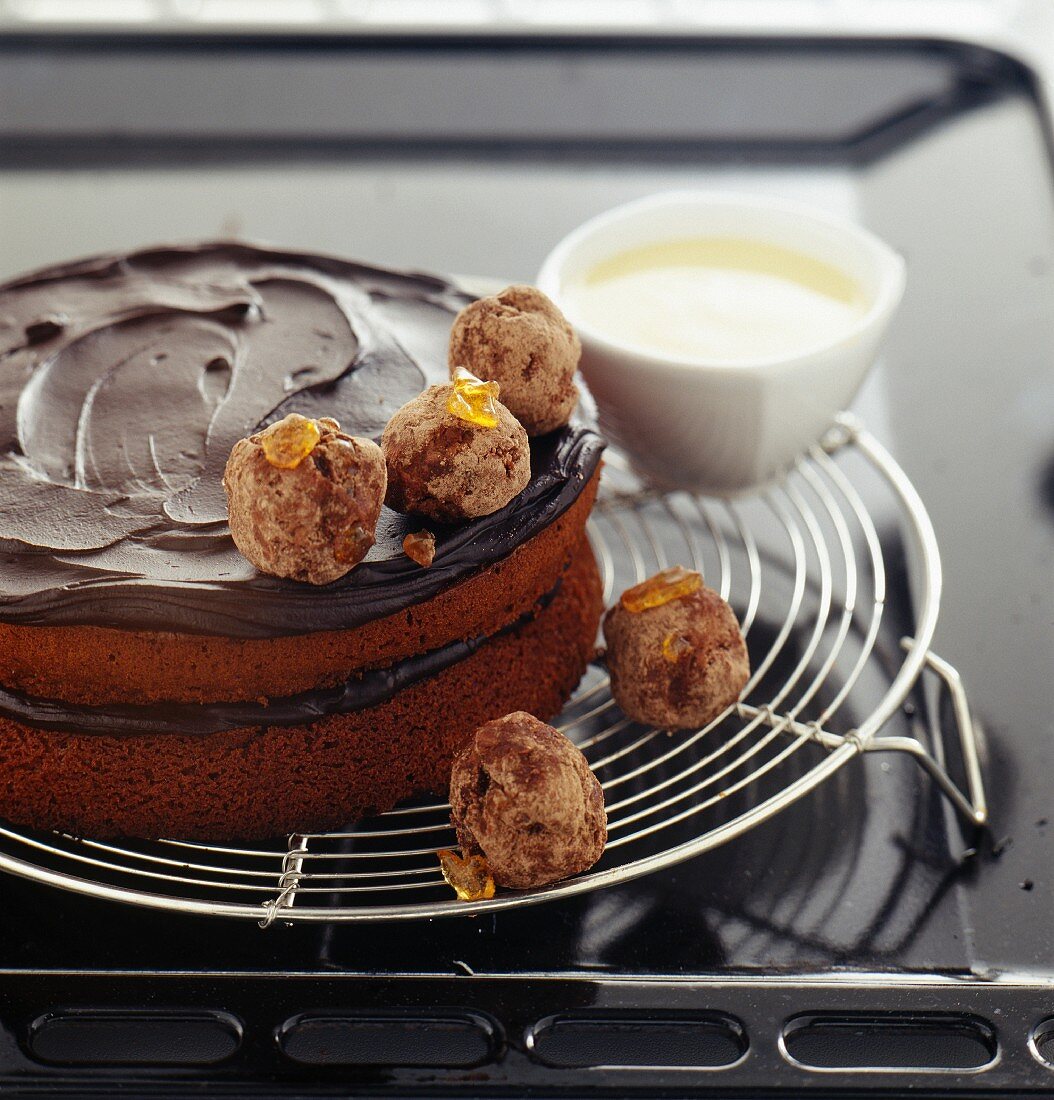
[0,473,599,706]
[0,539,602,840]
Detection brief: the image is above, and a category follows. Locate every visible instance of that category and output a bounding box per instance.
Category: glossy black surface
[0,31,1050,1096]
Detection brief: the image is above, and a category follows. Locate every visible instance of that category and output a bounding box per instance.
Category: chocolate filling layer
[0,580,565,738]
[0,241,603,637]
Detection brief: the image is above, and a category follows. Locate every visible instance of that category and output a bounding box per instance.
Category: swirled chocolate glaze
[0,242,603,637]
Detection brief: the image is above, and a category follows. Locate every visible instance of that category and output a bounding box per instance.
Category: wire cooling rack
[0,415,987,925]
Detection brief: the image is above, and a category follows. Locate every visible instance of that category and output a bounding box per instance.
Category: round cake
[0,242,604,840]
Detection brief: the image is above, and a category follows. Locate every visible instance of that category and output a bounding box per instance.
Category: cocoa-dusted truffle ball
[603,567,750,729]
[223,413,386,586]
[449,284,580,436]
[381,380,530,522]
[449,712,607,890]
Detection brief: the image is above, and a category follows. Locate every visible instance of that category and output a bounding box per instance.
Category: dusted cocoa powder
[449,285,580,436]
[449,711,606,889]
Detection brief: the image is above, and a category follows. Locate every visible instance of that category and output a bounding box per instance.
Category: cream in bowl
[563,237,869,364]
[538,192,906,493]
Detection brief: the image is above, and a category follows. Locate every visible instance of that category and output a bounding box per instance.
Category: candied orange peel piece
[620,565,702,613]
[447,367,501,429]
[403,528,436,568]
[662,632,693,663]
[333,524,372,564]
[438,849,495,901]
[260,413,322,469]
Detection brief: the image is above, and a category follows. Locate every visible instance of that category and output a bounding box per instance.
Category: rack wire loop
[860,641,988,828]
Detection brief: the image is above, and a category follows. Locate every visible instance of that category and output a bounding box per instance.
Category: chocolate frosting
[0,242,603,638]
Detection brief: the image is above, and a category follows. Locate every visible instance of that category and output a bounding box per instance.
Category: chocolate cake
[0,243,604,840]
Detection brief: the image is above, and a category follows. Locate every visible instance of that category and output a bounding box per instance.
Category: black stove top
[0,29,1050,1096]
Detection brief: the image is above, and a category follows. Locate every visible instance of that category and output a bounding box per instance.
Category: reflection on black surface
[861,75,1054,972]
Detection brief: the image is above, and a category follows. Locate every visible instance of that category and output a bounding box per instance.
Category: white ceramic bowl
[538,191,906,494]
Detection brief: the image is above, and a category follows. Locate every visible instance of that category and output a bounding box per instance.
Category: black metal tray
[0,29,1051,1095]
